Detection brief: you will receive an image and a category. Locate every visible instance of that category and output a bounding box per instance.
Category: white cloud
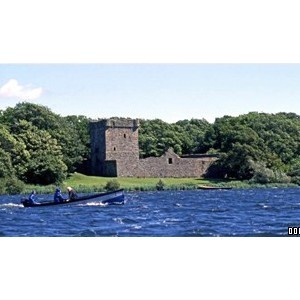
[0,79,43,100]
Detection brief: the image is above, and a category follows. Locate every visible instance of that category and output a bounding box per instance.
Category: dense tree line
[138,113,300,184]
[0,102,90,187]
[202,112,300,184]
[1,102,300,188]
[139,118,211,157]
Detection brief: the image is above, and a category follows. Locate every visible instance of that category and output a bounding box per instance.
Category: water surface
[0,188,299,236]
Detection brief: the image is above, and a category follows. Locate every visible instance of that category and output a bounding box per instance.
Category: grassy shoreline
[21,172,300,195]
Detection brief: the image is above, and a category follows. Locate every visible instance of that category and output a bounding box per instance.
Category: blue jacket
[29,192,36,204]
[54,189,64,202]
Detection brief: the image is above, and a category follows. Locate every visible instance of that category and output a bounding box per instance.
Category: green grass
[63,173,300,192]
[15,172,300,195]
[62,172,232,192]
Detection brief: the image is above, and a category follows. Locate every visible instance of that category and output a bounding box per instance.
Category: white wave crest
[79,202,108,206]
[0,203,23,208]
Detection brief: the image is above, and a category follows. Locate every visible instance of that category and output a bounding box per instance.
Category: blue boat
[21,189,125,207]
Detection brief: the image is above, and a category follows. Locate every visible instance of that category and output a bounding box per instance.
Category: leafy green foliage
[63,115,91,170]
[11,120,67,184]
[1,101,300,187]
[0,149,14,178]
[156,179,166,191]
[0,103,90,185]
[0,177,25,195]
[1,102,90,174]
[5,177,25,194]
[0,178,6,194]
[0,125,30,178]
[204,112,300,181]
[104,179,121,191]
[139,118,212,158]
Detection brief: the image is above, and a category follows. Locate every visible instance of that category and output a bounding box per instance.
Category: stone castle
[89,118,217,177]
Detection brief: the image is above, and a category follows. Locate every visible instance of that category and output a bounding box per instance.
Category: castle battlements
[90,118,140,129]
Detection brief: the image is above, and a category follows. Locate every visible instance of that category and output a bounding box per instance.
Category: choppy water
[0,188,299,236]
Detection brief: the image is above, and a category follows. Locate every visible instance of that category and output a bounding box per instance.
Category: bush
[250,162,291,184]
[104,179,120,191]
[291,176,300,185]
[273,171,291,184]
[250,167,274,184]
[0,178,6,195]
[156,179,166,191]
[5,177,25,194]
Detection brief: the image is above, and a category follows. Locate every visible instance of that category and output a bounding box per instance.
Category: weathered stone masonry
[89,118,217,177]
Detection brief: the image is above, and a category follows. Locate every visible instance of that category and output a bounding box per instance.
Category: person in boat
[28,190,38,204]
[54,188,65,203]
[67,186,78,200]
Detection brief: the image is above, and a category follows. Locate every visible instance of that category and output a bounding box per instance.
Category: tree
[139,118,212,158]
[1,102,90,174]
[0,149,14,178]
[204,112,300,181]
[61,115,91,172]
[11,120,67,184]
[0,125,30,178]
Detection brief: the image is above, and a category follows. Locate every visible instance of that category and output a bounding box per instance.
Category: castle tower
[89,118,140,177]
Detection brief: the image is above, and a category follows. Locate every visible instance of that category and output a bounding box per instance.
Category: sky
[1,64,300,123]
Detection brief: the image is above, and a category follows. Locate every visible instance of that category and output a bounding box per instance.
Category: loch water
[0,188,299,237]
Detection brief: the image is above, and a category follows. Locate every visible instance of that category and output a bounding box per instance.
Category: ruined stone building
[89,118,217,177]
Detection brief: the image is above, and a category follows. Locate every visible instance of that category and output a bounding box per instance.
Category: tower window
[168,158,173,164]
[113,147,116,151]
[124,134,126,138]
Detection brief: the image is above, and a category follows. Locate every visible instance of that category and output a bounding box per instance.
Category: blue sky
[1,64,300,123]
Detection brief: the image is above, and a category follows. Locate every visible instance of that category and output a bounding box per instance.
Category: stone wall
[89,118,217,178]
[137,148,216,177]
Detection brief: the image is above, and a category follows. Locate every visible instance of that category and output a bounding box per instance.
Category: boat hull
[21,189,125,207]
